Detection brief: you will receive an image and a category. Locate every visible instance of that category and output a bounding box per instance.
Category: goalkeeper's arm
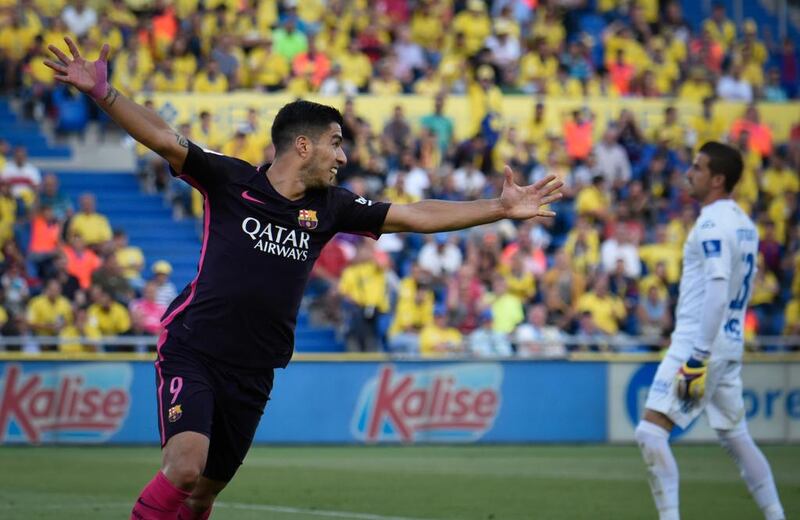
[676,277,728,400]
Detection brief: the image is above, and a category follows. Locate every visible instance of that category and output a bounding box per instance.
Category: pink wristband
[88,60,109,100]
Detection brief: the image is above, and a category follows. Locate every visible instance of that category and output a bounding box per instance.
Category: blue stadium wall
[0,357,797,445]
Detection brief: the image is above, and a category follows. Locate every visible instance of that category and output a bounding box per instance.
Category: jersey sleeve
[330,187,391,239]
[696,217,732,280]
[169,140,247,191]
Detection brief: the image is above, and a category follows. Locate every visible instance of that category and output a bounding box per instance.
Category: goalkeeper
[635,142,785,520]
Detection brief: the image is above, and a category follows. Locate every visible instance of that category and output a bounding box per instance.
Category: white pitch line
[216,502,438,520]
[0,499,439,520]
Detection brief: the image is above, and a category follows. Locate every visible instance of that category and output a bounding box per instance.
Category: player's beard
[302,154,335,190]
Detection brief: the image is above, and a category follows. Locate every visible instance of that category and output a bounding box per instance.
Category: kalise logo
[0,364,133,444]
[352,364,502,442]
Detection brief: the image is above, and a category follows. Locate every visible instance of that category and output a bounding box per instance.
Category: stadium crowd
[0,0,798,355]
[0,145,180,351]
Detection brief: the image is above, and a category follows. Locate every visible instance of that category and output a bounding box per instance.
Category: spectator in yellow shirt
[26,279,73,336]
[88,286,132,338]
[112,229,145,288]
[369,60,403,95]
[691,97,726,149]
[151,59,190,92]
[785,296,800,336]
[575,176,610,222]
[249,39,290,91]
[192,111,223,151]
[452,0,491,56]
[59,307,102,353]
[639,225,683,285]
[761,152,798,201]
[575,275,627,335]
[193,60,229,93]
[420,306,464,357]
[388,269,434,354]
[678,68,713,102]
[703,3,736,51]
[337,40,373,92]
[68,193,112,250]
[338,243,390,352]
[468,65,503,137]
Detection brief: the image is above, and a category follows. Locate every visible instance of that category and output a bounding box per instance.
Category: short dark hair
[271,100,344,154]
[699,141,743,192]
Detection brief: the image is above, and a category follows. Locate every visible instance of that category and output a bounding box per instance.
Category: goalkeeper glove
[676,349,709,402]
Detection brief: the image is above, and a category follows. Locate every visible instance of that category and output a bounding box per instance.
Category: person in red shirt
[563,109,594,162]
[730,104,773,158]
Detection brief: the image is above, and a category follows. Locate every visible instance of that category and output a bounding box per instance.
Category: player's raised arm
[44,37,188,172]
[381,166,563,233]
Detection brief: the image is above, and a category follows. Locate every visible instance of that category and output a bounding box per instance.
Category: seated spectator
[63,234,103,290]
[87,286,132,350]
[417,233,463,281]
[338,242,390,352]
[637,285,672,340]
[513,304,566,358]
[1,262,30,318]
[68,193,113,251]
[92,255,134,306]
[28,205,62,278]
[497,251,536,303]
[151,260,178,307]
[26,279,72,338]
[541,248,586,328]
[130,281,167,337]
[575,274,627,336]
[468,310,512,357]
[112,229,145,290]
[1,146,41,208]
[388,268,434,354]
[600,225,641,278]
[483,275,525,335]
[419,305,463,357]
[59,307,102,353]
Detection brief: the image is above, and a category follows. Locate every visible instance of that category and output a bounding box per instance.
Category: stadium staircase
[0,98,342,353]
[0,99,71,159]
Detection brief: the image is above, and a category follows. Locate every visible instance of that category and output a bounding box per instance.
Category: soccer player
[635,142,785,520]
[44,39,562,520]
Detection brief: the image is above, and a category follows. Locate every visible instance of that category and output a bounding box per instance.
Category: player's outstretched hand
[499,165,563,220]
[676,356,708,402]
[44,37,110,99]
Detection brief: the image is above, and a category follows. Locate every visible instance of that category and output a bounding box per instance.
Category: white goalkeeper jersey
[670,199,759,361]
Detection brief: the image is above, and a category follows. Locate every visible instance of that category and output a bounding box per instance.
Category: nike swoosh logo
[241,190,265,205]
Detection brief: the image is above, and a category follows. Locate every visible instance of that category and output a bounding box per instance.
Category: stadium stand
[0,0,798,355]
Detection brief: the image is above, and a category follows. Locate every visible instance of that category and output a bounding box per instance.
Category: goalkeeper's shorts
[644,352,744,430]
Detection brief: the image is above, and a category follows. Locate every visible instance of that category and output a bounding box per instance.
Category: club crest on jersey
[298,209,318,230]
[168,404,182,423]
[702,240,721,258]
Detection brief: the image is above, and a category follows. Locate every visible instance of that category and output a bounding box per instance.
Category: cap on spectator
[435,232,449,245]
[152,260,173,275]
[477,64,495,81]
[743,19,757,34]
[479,309,493,323]
[494,19,512,35]
[434,304,448,317]
[467,0,485,11]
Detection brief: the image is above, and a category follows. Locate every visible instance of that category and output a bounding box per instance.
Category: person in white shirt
[593,126,631,189]
[635,142,784,520]
[1,146,41,200]
[716,64,754,103]
[600,224,641,278]
[62,0,97,37]
[417,233,463,278]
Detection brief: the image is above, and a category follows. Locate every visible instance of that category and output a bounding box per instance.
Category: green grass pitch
[0,445,797,519]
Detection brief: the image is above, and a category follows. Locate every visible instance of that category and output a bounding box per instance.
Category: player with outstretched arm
[635,142,785,520]
[44,39,562,520]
